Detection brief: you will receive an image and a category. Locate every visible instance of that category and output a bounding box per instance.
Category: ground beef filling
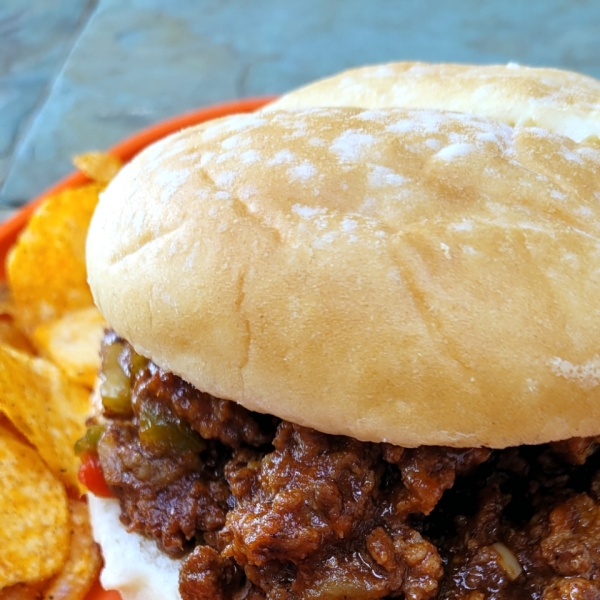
[94,332,600,600]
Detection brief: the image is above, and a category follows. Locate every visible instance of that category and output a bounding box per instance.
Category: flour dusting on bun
[85,62,600,600]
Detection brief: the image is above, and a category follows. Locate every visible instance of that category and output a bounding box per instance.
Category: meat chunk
[135,365,276,449]
[392,527,444,600]
[98,423,229,555]
[550,437,600,465]
[96,331,600,600]
[223,422,381,565]
[437,461,600,600]
[542,578,600,600]
[221,423,443,599]
[541,494,600,578]
[179,546,249,600]
[384,445,491,517]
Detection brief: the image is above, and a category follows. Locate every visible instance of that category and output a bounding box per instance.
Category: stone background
[2,0,600,217]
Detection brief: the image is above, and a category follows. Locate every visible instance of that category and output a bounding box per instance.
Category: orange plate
[0,97,274,278]
[0,96,273,600]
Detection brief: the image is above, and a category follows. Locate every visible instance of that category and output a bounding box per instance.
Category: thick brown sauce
[95,332,600,600]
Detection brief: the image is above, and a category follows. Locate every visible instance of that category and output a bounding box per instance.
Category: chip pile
[0,153,122,599]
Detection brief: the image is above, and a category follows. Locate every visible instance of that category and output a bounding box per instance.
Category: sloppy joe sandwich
[85,63,600,600]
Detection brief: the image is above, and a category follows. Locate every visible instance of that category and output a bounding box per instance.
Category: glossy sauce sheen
[93,332,600,600]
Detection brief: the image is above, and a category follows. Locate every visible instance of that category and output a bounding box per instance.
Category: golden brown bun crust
[267,62,600,143]
[87,107,600,448]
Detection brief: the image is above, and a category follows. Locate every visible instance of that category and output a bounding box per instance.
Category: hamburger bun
[268,61,600,143]
[87,105,600,450]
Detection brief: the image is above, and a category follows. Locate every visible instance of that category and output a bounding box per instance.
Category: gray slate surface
[2,0,600,211]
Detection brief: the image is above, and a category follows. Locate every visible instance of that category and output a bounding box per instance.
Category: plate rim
[0,96,274,278]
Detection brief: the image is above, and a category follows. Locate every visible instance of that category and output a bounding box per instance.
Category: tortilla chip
[0,320,35,354]
[42,500,102,600]
[72,152,122,185]
[0,282,15,319]
[0,425,69,588]
[0,581,46,599]
[6,184,102,335]
[0,344,89,491]
[33,307,106,389]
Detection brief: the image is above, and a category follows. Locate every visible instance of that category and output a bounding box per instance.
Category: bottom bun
[88,495,182,600]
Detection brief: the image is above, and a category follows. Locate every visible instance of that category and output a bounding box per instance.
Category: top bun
[268,62,600,143]
[87,103,600,449]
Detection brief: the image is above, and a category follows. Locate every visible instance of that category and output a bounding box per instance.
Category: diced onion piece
[492,542,522,580]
